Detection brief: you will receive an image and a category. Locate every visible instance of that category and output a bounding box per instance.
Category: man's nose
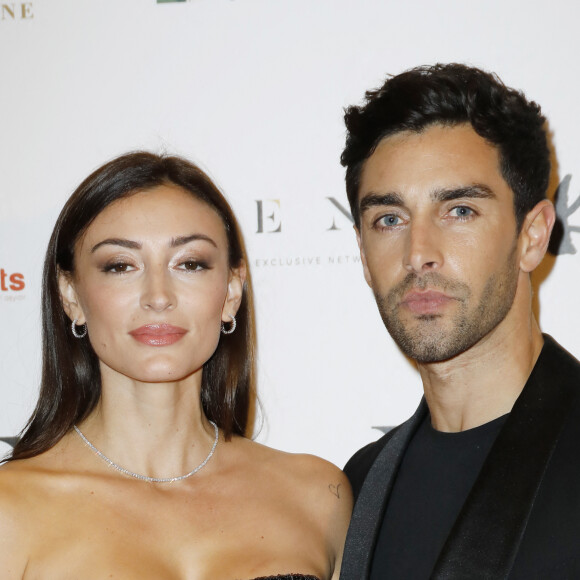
[403,217,444,273]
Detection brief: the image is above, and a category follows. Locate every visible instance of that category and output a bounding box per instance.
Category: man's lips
[401,290,456,315]
[129,324,187,346]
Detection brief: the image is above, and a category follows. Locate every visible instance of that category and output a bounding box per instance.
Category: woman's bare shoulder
[232,438,352,524]
[233,438,352,578]
[0,456,48,517]
[0,456,36,497]
[236,436,349,486]
[0,459,41,576]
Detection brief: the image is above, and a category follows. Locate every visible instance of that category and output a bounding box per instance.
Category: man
[339,64,580,579]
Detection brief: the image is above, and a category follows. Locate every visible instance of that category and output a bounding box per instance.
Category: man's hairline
[351,122,526,231]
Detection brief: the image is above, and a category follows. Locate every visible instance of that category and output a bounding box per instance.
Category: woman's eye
[103,262,134,273]
[450,206,474,218]
[178,260,206,272]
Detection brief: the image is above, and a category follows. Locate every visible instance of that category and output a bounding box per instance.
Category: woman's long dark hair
[10,152,256,461]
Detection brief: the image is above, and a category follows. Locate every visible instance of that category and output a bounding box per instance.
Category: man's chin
[387,324,469,364]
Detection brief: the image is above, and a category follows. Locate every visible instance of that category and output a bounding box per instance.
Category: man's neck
[418,317,545,433]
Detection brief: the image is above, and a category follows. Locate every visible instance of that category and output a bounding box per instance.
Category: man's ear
[519,200,556,273]
[221,261,246,322]
[57,270,85,324]
[355,226,373,288]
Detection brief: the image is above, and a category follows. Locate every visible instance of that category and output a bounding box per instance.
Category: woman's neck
[76,365,218,482]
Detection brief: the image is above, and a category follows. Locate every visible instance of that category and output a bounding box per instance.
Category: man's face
[357,123,523,364]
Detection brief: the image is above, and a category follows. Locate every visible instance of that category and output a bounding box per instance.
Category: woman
[0,152,351,579]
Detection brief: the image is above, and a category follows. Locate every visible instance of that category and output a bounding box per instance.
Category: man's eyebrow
[91,238,141,253]
[171,234,218,248]
[432,184,496,202]
[91,234,218,253]
[359,185,496,216]
[359,192,405,215]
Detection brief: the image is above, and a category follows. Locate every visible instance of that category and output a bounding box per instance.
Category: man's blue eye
[451,206,473,217]
[379,215,400,227]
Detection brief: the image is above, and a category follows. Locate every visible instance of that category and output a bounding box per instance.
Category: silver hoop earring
[71,319,87,339]
[220,315,236,335]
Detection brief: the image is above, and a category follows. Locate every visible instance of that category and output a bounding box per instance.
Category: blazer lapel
[340,399,428,580]
[432,335,580,579]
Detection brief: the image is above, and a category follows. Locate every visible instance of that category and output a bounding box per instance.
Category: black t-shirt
[370,412,508,580]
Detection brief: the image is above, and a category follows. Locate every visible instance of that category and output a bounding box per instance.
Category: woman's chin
[100,359,202,386]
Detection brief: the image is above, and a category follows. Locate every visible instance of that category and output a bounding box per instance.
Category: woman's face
[59,184,244,385]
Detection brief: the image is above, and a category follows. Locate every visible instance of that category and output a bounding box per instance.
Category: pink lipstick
[129,324,187,346]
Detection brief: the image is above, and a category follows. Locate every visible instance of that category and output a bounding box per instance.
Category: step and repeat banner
[1,0,579,467]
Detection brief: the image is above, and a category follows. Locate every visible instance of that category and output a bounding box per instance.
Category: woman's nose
[140,268,176,312]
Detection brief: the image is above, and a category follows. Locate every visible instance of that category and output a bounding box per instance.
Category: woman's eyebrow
[90,234,218,254]
[171,234,218,248]
[91,238,141,253]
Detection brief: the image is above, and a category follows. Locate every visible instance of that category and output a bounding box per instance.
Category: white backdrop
[1,0,579,467]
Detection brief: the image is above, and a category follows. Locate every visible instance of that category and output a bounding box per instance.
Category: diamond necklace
[73,420,219,484]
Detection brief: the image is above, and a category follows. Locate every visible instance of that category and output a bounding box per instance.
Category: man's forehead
[358,124,509,207]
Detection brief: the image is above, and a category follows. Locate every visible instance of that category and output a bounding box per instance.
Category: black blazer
[340,335,580,579]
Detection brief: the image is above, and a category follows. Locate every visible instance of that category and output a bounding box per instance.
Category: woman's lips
[129,324,187,346]
[401,290,455,315]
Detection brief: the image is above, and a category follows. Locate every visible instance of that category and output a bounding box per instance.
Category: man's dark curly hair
[341,63,550,229]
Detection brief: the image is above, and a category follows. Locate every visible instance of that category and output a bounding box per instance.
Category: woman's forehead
[78,185,228,251]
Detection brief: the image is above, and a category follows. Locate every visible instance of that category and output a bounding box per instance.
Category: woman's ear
[519,200,556,273]
[221,261,246,322]
[58,270,85,324]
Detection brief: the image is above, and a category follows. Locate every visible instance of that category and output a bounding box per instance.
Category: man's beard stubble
[374,246,519,364]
